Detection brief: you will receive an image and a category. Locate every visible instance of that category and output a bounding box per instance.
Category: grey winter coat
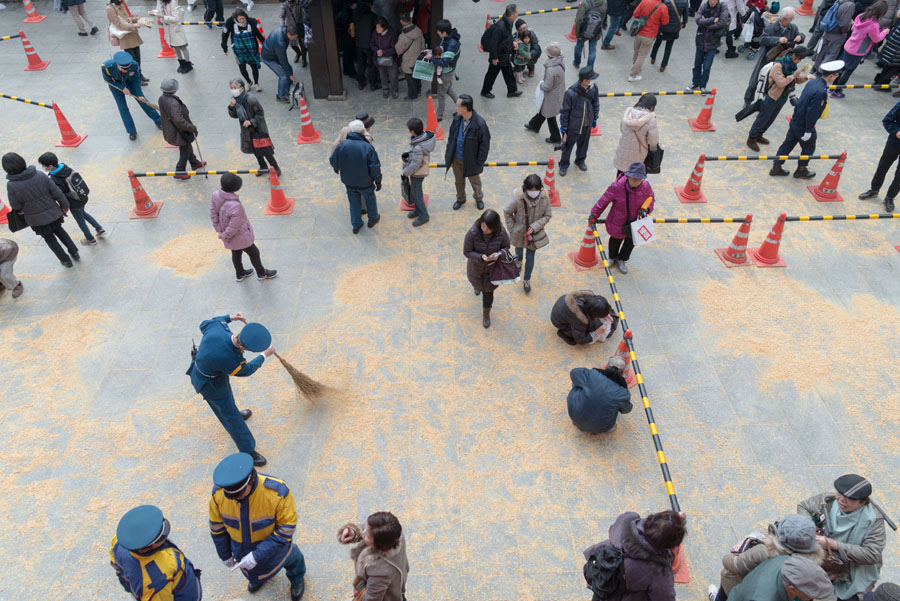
[463,222,510,294]
[227,92,270,154]
[6,166,69,228]
[503,188,551,249]
[567,366,632,433]
[584,512,676,601]
[159,93,197,147]
[395,22,425,74]
[550,291,602,345]
[402,131,436,178]
[539,55,566,118]
[350,536,409,601]
[719,527,826,594]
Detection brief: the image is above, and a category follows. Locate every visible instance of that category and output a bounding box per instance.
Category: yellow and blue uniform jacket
[209,473,297,585]
[109,537,201,601]
[101,58,142,90]
[187,315,265,398]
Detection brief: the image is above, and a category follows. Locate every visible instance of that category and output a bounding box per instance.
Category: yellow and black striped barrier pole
[429,160,549,168]
[828,84,900,89]
[703,153,842,161]
[180,21,224,25]
[594,213,899,223]
[0,92,53,109]
[490,4,577,20]
[131,168,269,177]
[589,220,681,513]
[0,33,22,41]
[599,89,713,97]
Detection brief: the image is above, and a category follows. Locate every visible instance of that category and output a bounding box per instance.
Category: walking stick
[194,136,207,179]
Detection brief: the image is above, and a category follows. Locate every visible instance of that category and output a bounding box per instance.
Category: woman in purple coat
[210,173,277,282]
[589,162,656,275]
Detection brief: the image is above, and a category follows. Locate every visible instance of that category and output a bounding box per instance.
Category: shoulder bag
[490,248,521,285]
[376,55,394,67]
[6,209,28,233]
[634,130,664,174]
[630,0,662,36]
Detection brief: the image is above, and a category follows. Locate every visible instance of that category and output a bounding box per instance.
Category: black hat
[790,45,813,58]
[834,473,872,499]
[220,173,243,193]
[578,66,599,81]
[355,111,375,129]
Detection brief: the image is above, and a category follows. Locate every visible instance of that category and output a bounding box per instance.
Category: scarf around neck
[826,500,879,599]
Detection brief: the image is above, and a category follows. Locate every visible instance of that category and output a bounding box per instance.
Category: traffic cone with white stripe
[296,97,321,144]
[568,226,599,270]
[128,170,163,219]
[53,103,88,148]
[688,88,717,132]
[675,154,707,204]
[603,330,637,389]
[265,170,294,215]
[750,212,787,268]
[20,31,49,71]
[714,214,754,267]
[157,19,176,58]
[22,0,46,22]
[544,157,561,207]
[807,152,846,202]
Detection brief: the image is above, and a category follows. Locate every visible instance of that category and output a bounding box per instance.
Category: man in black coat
[559,67,600,176]
[444,94,491,211]
[352,0,379,90]
[480,4,523,98]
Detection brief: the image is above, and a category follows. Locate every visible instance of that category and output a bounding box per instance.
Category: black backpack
[580,5,606,40]
[584,546,629,601]
[480,23,494,53]
[64,171,90,203]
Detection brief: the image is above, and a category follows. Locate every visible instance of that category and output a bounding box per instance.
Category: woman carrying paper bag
[589,162,655,275]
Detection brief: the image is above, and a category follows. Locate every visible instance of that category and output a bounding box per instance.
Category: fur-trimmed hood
[352,534,407,576]
[565,290,595,325]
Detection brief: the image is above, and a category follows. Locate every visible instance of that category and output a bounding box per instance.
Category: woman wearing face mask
[797,474,890,601]
[228,78,281,177]
[338,512,409,601]
[503,173,552,294]
[463,209,511,328]
[107,0,150,85]
[589,162,655,275]
[222,8,265,92]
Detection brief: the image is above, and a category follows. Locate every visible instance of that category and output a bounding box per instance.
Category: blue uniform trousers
[774,122,817,168]
[283,545,307,586]
[109,79,162,135]
[202,379,256,453]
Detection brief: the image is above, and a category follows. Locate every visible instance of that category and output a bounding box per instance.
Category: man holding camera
[746,46,812,152]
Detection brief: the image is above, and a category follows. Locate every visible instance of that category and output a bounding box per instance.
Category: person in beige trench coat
[107,0,150,83]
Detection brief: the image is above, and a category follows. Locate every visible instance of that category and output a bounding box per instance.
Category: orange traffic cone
[796,0,815,15]
[603,330,637,389]
[564,22,577,42]
[128,170,163,219]
[157,19,176,58]
[714,214,754,267]
[265,170,295,215]
[256,18,264,52]
[20,31,49,71]
[750,212,787,268]
[688,88,716,132]
[426,96,444,140]
[544,157,561,207]
[400,191,429,211]
[122,0,135,16]
[568,227,600,270]
[478,14,492,52]
[590,122,602,137]
[52,103,88,148]
[296,97,321,144]
[808,152,846,202]
[672,544,691,584]
[22,0,46,22]
[674,154,707,204]
[0,199,10,225]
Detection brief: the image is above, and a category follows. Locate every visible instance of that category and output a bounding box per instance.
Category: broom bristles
[275,352,326,400]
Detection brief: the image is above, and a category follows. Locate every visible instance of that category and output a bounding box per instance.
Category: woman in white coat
[151,0,193,72]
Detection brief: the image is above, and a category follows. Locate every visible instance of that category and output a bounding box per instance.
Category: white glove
[222,557,236,568]
[232,552,257,572]
[801,132,812,141]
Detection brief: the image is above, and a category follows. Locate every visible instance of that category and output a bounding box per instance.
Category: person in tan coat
[746,46,811,151]
[394,13,425,100]
[107,0,150,84]
[503,173,552,293]
[151,0,192,73]
[524,42,566,144]
[339,512,409,601]
[613,94,659,175]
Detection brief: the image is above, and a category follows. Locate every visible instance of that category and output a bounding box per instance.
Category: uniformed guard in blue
[102,50,163,141]
[110,505,202,601]
[770,59,845,179]
[187,313,273,467]
[209,453,307,601]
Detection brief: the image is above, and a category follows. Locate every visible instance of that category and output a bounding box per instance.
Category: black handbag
[6,209,27,233]
[644,145,664,174]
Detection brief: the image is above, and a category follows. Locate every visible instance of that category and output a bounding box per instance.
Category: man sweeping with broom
[187,313,273,467]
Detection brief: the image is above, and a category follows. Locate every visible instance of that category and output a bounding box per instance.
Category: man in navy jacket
[261,25,299,102]
[567,357,633,433]
[330,120,383,233]
[858,100,900,212]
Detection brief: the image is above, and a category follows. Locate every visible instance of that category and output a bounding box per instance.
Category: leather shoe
[755,135,770,145]
[291,580,306,601]
[746,137,760,152]
[859,189,879,200]
[367,215,380,228]
[407,211,419,219]
[250,451,267,467]
[885,197,895,212]
[601,44,615,50]
[575,161,588,172]
[559,167,567,177]
[193,160,208,169]
[793,167,816,179]
[769,165,789,176]
[452,199,466,210]
[507,90,523,97]
[352,226,362,234]
[480,92,495,99]
[476,200,484,210]
[524,123,539,133]
[545,137,561,144]
[129,132,137,141]
[247,581,264,593]
[240,409,252,420]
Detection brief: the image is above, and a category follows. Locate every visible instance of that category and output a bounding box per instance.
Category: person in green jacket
[728,555,833,601]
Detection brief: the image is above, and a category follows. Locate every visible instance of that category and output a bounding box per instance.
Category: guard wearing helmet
[187,313,274,467]
[110,505,202,600]
[209,453,307,600]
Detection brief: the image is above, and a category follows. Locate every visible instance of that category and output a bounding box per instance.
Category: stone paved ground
[1,0,900,599]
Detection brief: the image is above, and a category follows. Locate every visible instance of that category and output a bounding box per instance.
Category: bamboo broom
[275,352,325,400]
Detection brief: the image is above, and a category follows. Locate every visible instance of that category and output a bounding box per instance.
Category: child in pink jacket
[830,1,889,96]
[210,173,277,282]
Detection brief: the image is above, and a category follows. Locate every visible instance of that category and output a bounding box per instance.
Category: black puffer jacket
[485,16,515,65]
[6,166,68,227]
[463,222,510,294]
[695,0,730,51]
[658,0,688,39]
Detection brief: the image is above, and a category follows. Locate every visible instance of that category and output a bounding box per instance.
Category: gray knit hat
[873,583,900,601]
[160,78,179,94]
[777,515,817,553]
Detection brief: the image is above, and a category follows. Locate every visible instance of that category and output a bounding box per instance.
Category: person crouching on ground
[567,356,632,433]
[590,162,655,274]
[550,290,616,345]
[211,173,277,282]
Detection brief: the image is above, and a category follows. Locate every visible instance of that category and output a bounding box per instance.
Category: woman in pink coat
[830,1,889,96]
[210,173,277,282]
[589,162,655,274]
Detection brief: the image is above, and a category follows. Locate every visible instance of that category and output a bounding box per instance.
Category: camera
[553,143,565,151]
[789,93,798,107]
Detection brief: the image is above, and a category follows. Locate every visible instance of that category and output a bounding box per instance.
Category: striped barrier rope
[589,222,681,512]
[131,168,269,177]
[599,89,714,97]
[594,213,899,223]
[0,92,52,109]
[703,153,842,161]
[0,33,22,41]
[429,160,549,168]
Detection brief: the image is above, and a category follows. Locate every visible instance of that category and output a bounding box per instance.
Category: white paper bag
[630,216,656,246]
[534,82,544,111]
[741,21,754,43]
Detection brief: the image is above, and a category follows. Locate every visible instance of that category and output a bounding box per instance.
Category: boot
[181,60,193,73]
[176,59,186,73]
[301,49,308,68]
[885,197,895,212]
[482,307,491,329]
[793,166,816,179]
[746,137,760,152]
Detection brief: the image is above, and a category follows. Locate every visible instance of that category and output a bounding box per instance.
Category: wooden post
[308,0,345,100]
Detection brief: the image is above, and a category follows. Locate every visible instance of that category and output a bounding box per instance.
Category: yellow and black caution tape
[0,92,52,109]
[132,168,269,177]
[703,153,842,161]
